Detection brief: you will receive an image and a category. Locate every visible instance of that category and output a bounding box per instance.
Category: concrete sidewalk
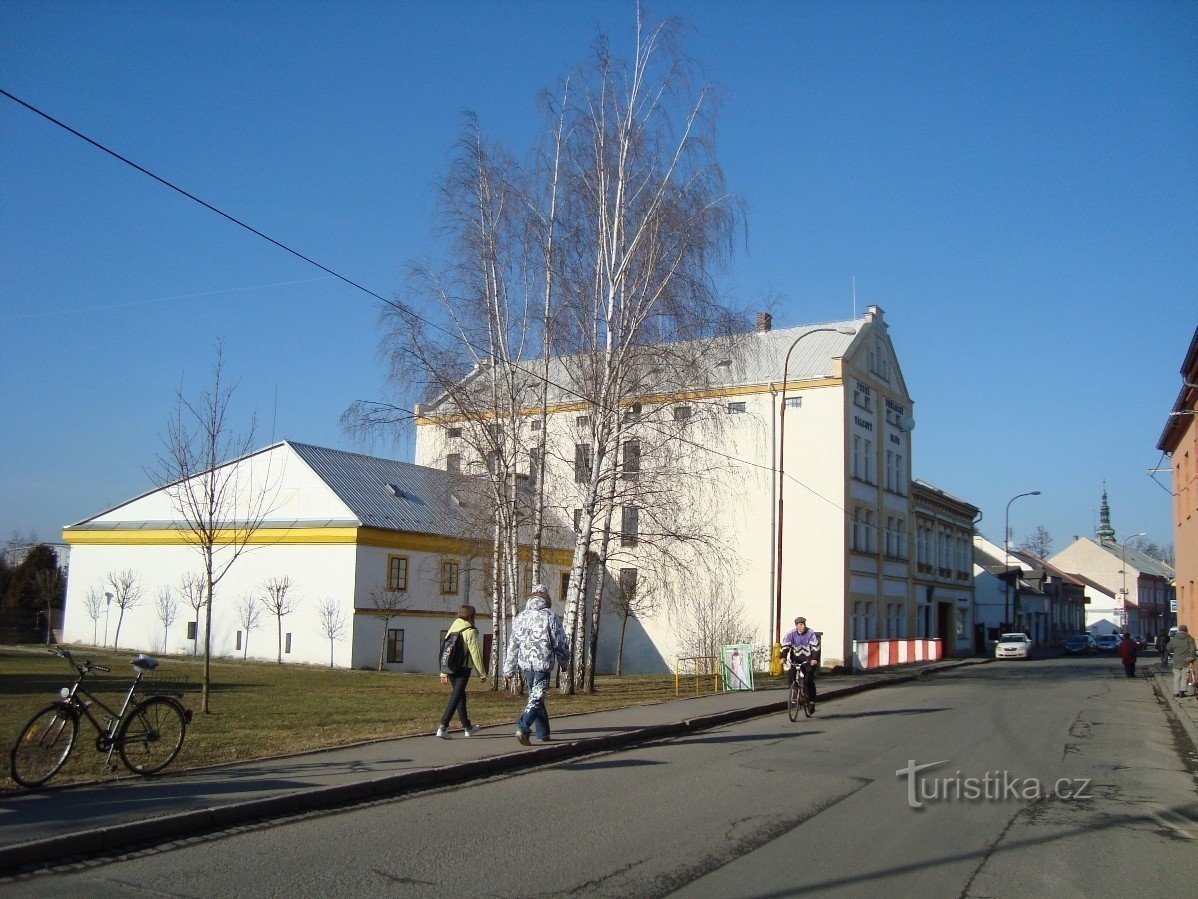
[0,659,978,875]
[1153,665,1198,749]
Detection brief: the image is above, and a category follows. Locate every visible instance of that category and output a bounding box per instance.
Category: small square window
[446,427,462,438]
[531,420,542,432]
[576,415,591,427]
[785,396,802,409]
[673,405,692,421]
[624,403,643,421]
[727,401,746,414]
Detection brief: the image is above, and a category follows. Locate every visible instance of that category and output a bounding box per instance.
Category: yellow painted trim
[355,608,493,620]
[63,524,577,568]
[414,378,844,426]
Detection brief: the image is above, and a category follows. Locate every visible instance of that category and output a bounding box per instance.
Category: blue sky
[2,1,1194,558]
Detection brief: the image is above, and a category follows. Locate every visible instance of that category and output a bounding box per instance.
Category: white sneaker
[463,724,480,737]
[435,726,451,739]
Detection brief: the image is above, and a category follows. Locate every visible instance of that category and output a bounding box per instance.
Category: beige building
[911,481,978,656]
[415,307,967,672]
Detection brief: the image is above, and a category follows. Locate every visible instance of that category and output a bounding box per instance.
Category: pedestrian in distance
[1116,631,1137,678]
[435,604,486,739]
[1155,630,1170,671]
[502,583,570,745]
[1166,625,1196,697]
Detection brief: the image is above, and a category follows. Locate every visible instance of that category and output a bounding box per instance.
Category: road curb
[0,658,978,876]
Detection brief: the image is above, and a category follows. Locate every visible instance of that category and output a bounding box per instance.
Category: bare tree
[154,342,278,712]
[105,569,142,649]
[367,584,411,671]
[179,573,205,657]
[154,585,179,654]
[32,567,64,645]
[316,597,348,668]
[83,587,105,646]
[1017,525,1054,559]
[1128,536,1176,567]
[234,593,263,660]
[610,567,659,677]
[260,576,301,664]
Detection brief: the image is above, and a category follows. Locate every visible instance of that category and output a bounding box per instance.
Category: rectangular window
[187,621,197,641]
[235,630,243,651]
[576,415,591,427]
[622,439,641,480]
[619,568,638,604]
[386,628,404,663]
[621,505,639,547]
[573,508,583,533]
[673,405,692,421]
[285,632,292,654]
[854,380,873,411]
[575,443,593,483]
[387,555,409,592]
[446,453,461,474]
[531,419,542,432]
[727,401,746,414]
[528,449,540,488]
[623,402,643,421]
[560,571,571,603]
[441,560,461,595]
[784,396,802,409]
[446,427,462,438]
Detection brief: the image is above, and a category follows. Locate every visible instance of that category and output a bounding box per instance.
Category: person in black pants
[1116,632,1137,678]
[436,604,487,739]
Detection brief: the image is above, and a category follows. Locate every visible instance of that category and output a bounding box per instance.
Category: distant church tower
[1096,488,1116,544]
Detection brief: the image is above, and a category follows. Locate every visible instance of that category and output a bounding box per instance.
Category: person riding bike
[781,616,821,706]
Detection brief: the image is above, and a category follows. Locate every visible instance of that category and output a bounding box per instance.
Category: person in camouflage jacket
[503,584,570,744]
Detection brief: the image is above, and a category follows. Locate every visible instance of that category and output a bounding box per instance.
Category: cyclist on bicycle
[782,616,821,703]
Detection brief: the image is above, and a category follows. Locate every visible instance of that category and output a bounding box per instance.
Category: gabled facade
[1157,324,1198,637]
[972,535,1050,645]
[1008,550,1088,644]
[61,441,573,670]
[1049,528,1175,640]
[414,306,936,672]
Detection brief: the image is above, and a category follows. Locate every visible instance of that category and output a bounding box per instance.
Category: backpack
[439,626,474,674]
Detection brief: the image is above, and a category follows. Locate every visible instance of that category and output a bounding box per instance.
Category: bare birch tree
[234,593,263,660]
[260,576,300,664]
[154,585,179,654]
[154,342,278,712]
[83,587,105,646]
[179,572,205,657]
[105,569,142,649]
[1017,525,1054,559]
[367,583,411,671]
[316,597,347,668]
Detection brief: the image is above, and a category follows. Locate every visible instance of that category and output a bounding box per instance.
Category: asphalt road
[6,657,1195,897]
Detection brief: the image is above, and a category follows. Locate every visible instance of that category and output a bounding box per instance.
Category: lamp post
[103,591,113,647]
[773,325,856,673]
[1119,532,1147,633]
[1004,491,1041,632]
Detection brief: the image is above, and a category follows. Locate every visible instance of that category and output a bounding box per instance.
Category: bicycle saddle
[131,654,159,671]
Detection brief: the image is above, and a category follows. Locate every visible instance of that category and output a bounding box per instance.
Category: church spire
[1096,487,1115,543]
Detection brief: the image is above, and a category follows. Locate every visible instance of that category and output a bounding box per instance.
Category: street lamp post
[1119,532,1147,633]
[1004,491,1041,633]
[773,325,856,674]
[103,591,113,647]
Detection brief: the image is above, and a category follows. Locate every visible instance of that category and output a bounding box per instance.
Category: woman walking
[436,604,486,739]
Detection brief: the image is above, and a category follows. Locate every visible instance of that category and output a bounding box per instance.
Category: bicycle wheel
[787,681,800,722]
[10,705,78,788]
[117,696,186,775]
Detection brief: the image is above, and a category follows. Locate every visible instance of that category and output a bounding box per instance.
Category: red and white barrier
[852,638,943,670]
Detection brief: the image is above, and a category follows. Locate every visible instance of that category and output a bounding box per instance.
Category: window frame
[387,555,410,592]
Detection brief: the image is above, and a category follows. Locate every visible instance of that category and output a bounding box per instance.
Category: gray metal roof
[1092,539,1176,579]
[287,442,485,537]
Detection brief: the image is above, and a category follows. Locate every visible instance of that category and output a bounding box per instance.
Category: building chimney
[756,312,772,333]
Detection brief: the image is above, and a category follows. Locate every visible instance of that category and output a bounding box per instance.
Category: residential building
[1008,550,1088,643]
[416,306,953,672]
[1049,492,1175,640]
[972,536,1049,645]
[1157,324,1197,636]
[911,480,978,656]
[61,441,573,670]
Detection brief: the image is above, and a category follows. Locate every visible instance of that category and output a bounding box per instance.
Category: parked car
[995,633,1033,660]
[1095,634,1120,652]
[1063,634,1098,655]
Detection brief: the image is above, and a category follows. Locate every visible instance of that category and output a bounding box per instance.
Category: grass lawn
[3,644,777,790]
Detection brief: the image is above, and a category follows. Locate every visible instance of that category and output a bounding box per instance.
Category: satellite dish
[900,415,916,432]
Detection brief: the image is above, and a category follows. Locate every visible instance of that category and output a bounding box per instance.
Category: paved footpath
[0,660,980,875]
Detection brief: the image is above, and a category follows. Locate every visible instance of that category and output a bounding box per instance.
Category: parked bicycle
[9,647,191,788]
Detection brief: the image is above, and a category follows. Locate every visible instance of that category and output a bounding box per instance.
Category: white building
[415,306,948,672]
[62,441,572,670]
